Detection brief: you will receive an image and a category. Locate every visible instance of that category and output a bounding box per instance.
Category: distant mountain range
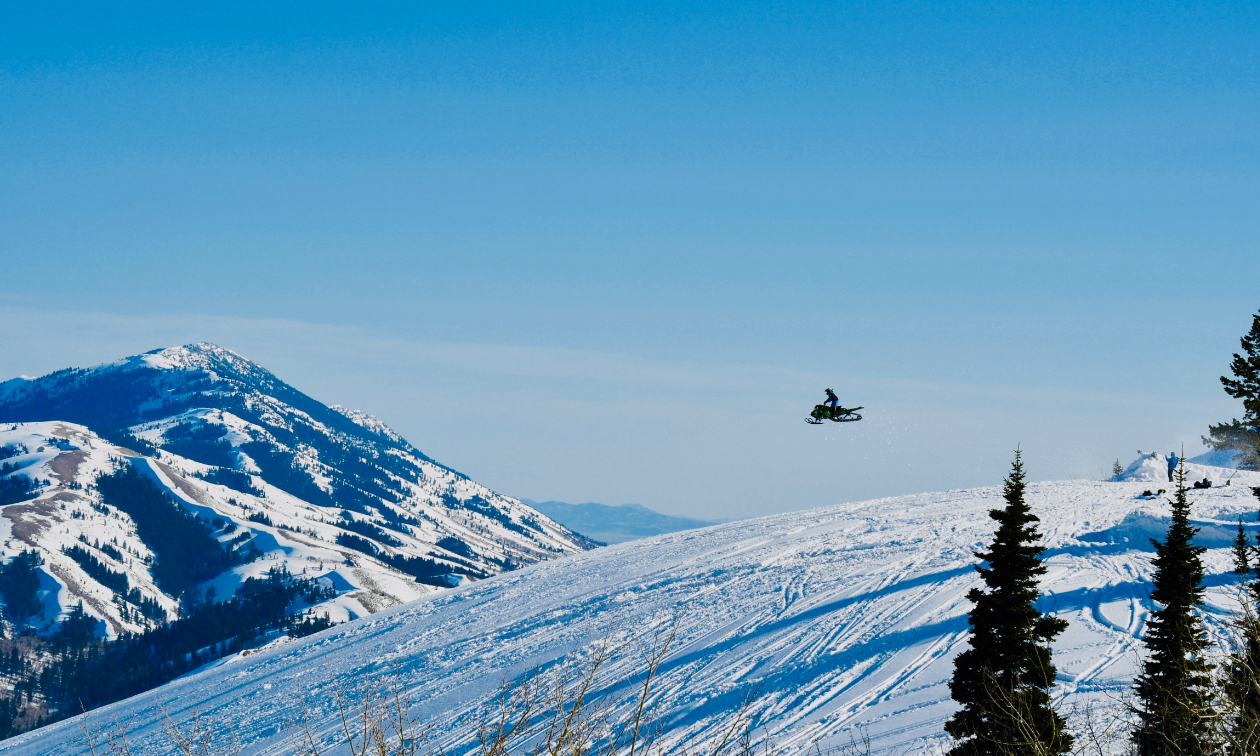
[521,499,721,544]
[0,343,595,638]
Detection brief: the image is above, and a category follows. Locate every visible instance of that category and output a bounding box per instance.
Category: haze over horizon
[2,2,1257,519]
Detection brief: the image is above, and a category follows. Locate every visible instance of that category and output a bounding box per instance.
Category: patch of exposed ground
[275,531,327,550]
[153,460,215,507]
[47,562,124,636]
[3,500,59,545]
[350,569,402,611]
[240,636,297,658]
[48,451,87,484]
[49,424,77,440]
[344,590,389,614]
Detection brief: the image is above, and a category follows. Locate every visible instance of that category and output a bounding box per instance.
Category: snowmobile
[805,405,863,425]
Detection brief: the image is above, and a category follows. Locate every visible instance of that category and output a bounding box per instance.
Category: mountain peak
[112,342,277,389]
[135,342,246,370]
[0,345,596,633]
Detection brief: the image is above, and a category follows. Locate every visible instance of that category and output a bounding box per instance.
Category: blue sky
[1,2,1258,518]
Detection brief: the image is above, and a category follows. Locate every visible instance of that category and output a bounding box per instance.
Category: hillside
[12,458,1259,755]
[0,345,593,638]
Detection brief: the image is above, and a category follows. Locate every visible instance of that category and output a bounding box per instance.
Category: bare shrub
[930,673,1140,756]
[470,612,706,756]
[159,703,241,756]
[286,665,434,756]
[828,730,873,756]
[1210,589,1260,756]
[76,708,136,756]
[77,612,760,756]
[1064,695,1135,756]
[670,689,757,756]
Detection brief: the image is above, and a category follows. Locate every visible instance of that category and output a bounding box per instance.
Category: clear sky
[1,2,1258,519]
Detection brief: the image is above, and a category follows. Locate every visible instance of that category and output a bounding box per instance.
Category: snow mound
[12,471,1260,755]
[1189,447,1249,469]
[1116,453,1245,484]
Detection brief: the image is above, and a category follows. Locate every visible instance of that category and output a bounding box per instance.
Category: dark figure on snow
[823,388,839,410]
[1167,452,1178,482]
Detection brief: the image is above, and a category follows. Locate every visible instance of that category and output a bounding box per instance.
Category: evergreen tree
[1133,459,1215,755]
[1114,459,1125,478]
[1207,310,1260,469]
[0,550,45,623]
[1224,311,1260,422]
[1236,520,1253,577]
[1229,485,1260,753]
[1253,496,1260,590]
[945,451,1072,755]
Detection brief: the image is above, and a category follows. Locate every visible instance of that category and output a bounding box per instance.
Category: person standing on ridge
[1167,452,1178,482]
[823,388,839,410]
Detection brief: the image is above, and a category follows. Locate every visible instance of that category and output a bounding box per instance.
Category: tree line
[946,310,1260,755]
[0,463,341,740]
[0,565,335,740]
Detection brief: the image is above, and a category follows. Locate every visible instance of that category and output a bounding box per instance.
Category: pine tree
[1236,520,1253,577]
[1114,459,1125,478]
[1224,311,1260,422]
[1248,512,1260,583]
[945,451,1072,756]
[1133,459,1216,755]
[1207,311,1260,469]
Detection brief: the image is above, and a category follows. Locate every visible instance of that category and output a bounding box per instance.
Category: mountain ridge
[0,344,596,639]
[521,499,722,544]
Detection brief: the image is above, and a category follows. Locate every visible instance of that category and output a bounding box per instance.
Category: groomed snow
[11,461,1260,755]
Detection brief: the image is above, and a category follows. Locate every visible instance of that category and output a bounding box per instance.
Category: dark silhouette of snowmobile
[805,404,863,425]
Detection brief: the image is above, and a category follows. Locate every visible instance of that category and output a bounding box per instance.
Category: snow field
[10,459,1260,755]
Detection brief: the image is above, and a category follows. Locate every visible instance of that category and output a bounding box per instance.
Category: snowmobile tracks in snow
[12,464,1260,756]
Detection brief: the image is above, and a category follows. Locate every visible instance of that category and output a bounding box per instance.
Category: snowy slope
[0,345,594,630]
[0,421,451,636]
[13,459,1260,755]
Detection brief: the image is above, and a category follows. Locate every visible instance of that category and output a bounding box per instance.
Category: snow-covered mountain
[0,344,594,636]
[13,458,1259,755]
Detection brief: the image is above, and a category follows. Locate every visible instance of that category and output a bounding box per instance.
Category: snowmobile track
[11,460,1260,756]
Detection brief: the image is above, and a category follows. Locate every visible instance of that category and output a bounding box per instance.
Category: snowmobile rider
[823,388,839,410]
[1166,452,1178,482]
